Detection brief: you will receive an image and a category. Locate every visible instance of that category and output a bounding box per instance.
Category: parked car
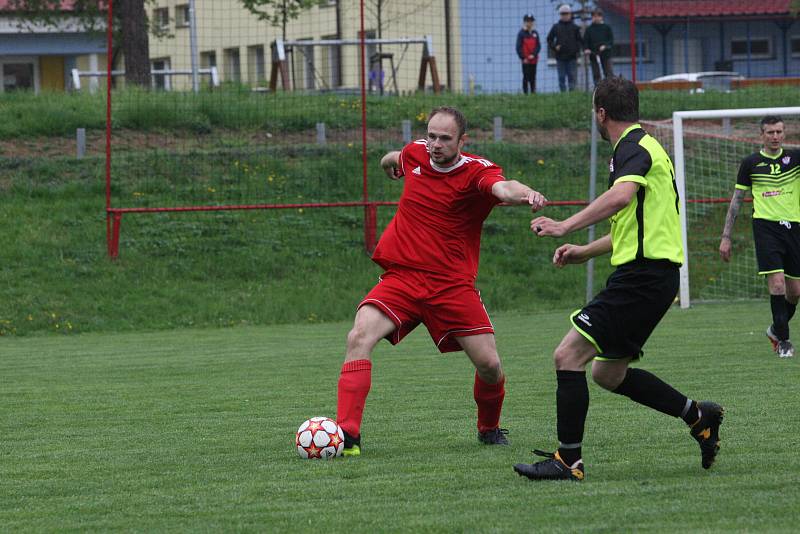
[650,71,745,92]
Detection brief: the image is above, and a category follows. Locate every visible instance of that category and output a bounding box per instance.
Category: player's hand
[553,243,586,267]
[525,190,547,212]
[531,216,566,237]
[719,237,732,262]
[583,49,590,55]
[599,45,606,52]
[383,164,402,180]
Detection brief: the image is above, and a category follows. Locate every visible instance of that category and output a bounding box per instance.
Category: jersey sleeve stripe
[613,175,647,186]
[735,184,751,190]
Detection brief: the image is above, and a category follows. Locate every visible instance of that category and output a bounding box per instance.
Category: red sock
[474,372,505,433]
[336,359,372,437]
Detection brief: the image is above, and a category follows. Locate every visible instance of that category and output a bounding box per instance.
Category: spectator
[516,13,541,94]
[584,8,614,85]
[547,4,583,92]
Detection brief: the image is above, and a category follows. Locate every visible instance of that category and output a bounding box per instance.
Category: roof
[0,1,77,11]
[597,0,793,20]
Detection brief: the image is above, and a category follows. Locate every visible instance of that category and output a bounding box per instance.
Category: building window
[175,4,190,28]
[153,7,169,31]
[151,57,171,90]
[247,45,266,84]
[610,41,650,63]
[200,51,217,68]
[224,48,241,83]
[1,59,37,93]
[730,37,772,60]
[321,35,341,88]
[791,36,800,58]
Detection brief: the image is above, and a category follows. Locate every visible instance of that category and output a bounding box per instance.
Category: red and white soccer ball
[296,417,344,459]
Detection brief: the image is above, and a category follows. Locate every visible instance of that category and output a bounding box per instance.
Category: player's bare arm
[531,181,638,238]
[719,188,746,262]
[491,180,547,212]
[380,151,402,179]
[553,234,613,267]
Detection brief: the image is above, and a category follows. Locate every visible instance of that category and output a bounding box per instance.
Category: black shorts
[570,259,679,360]
[752,218,800,278]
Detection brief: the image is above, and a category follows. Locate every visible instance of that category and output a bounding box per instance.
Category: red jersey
[372,140,506,280]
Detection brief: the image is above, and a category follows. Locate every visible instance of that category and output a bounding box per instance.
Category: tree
[240,0,326,40]
[9,0,152,87]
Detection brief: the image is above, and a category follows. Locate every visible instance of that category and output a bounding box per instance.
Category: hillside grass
[1,85,798,139]
[0,141,613,337]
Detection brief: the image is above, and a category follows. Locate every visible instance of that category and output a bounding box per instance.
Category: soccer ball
[296,417,344,459]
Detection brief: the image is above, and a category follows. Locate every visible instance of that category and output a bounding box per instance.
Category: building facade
[147,0,461,93]
[0,0,106,93]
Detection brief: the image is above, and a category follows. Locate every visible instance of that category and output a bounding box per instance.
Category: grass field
[2,300,798,532]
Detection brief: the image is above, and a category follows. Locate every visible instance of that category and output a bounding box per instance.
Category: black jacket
[546,20,583,60]
[584,22,614,57]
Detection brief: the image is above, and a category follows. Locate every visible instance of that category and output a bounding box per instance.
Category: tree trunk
[118,0,151,87]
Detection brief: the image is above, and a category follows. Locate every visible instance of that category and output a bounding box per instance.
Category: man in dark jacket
[516,13,541,94]
[583,8,614,85]
[547,4,583,92]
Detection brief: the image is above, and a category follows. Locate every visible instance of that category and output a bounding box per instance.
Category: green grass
[2,86,798,138]
[1,142,613,336]
[2,301,798,531]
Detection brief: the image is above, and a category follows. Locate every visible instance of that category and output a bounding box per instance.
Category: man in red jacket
[336,106,547,456]
[516,13,541,94]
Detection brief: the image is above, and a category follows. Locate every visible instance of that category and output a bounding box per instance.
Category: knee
[346,324,373,353]
[771,283,786,296]
[553,343,574,370]
[591,365,623,391]
[475,357,503,383]
[592,362,627,391]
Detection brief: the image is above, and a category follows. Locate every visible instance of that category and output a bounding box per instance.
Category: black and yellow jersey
[607,124,683,266]
[735,148,800,222]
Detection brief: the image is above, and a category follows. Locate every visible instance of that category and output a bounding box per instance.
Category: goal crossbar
[672,106,800,308]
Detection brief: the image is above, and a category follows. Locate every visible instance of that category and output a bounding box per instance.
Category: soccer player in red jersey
[336,106,547,455]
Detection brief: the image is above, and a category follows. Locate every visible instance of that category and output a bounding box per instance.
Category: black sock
[556,370,589,465]
[786,299,797,322]
[612,368,688,418]
[771,294,789,340]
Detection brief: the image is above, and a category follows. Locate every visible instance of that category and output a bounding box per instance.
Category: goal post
[655,107,800,308]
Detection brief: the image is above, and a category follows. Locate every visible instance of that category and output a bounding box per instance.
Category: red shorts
[358,268,494,353]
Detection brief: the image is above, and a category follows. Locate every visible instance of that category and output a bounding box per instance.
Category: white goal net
[643,107,800,308]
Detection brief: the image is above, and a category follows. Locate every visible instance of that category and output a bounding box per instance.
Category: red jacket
[516,29,541,64]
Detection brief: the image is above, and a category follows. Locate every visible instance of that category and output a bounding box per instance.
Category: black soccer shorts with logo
[570,259,679,360]
[752,218,800,278]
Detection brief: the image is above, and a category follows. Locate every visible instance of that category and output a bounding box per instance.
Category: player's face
[523,20,533,31]
[761,123,785,151]
[427,114,464,166]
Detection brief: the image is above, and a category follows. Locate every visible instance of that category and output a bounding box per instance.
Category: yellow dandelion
[207,187,216,193]
[298,208,304,214]
[537,159,545,165]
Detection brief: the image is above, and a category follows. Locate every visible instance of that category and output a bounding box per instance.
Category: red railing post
[109,212,122,259]
[105,0,115,257]
[364,203,377,254]
[629,0,637,83]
